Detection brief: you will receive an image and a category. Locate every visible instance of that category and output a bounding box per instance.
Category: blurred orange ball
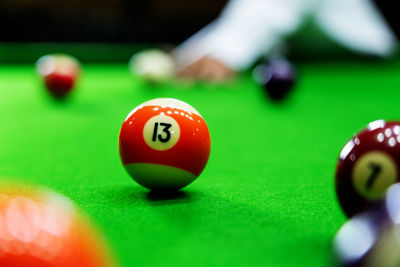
[0,184,115,267]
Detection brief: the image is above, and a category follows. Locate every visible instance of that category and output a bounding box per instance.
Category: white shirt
[173,0,397,70]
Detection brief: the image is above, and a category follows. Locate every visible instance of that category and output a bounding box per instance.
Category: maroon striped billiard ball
[336,120,400,217]
[36,54,81,98]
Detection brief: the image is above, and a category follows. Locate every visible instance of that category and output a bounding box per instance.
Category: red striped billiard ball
[119,98,211,190]
[36,54,81,98]
[336,120,400,217]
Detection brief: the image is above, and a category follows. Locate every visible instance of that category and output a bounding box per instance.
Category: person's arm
[172,0,309,79]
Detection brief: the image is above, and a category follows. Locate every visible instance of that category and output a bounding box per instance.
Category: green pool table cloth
[0,57,399,266]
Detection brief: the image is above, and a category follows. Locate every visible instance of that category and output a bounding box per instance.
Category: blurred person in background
[173,0,398,81]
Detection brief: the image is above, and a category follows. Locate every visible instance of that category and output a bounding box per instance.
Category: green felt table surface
[0,58,400,266]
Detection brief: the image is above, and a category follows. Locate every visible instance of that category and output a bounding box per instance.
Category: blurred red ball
[36,54,81,98]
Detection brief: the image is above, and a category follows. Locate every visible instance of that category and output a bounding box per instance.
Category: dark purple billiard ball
[333,183,400,267]
[254,57,296,100]
[336,120,400,218]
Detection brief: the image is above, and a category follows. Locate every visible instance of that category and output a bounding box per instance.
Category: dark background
[0,0,397,43]
[375,1,399,40]
[0,0,227,43]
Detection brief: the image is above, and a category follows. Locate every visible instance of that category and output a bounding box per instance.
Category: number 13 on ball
[119,98,211,191]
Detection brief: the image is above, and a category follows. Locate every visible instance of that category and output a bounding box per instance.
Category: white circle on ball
[143,115,180,151]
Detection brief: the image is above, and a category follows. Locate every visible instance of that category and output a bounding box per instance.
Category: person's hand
[178,56,236,82]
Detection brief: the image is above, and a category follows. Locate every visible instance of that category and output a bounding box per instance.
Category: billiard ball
[336,120,400,217]
[362,224,400,267]
[0,184,114,267]
[333,210,385,267]
[333,183,400,267]
[129,49,176,83]
[333,210,400,267]
[253,56,296,100]
[36,54,81,98]
[119,98,211,190]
